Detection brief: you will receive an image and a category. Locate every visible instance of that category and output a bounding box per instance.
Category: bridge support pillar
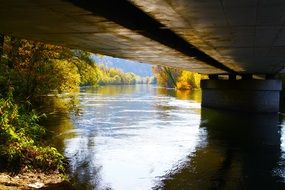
[201,79,282,112]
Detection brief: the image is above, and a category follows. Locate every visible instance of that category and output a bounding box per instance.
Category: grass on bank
[0,94,65,173]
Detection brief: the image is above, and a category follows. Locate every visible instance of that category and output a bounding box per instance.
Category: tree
[152,65,181,88]
[0,36,81,101]
[72,50,102,86]
[152,65,205,89]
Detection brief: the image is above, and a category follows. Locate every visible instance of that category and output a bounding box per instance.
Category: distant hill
[92,55,153,77]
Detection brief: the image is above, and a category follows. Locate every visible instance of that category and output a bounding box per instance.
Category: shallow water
[44,85,285,190]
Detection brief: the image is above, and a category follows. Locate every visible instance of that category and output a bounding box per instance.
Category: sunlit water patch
[63,85,205,190]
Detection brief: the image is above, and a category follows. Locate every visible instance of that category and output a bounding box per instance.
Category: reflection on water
[65,85,203,190]
[156,87,201,102]
[158,110,285,189]
[45,85,285,190]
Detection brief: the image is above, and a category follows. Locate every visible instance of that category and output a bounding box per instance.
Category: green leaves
[0,96,65,173]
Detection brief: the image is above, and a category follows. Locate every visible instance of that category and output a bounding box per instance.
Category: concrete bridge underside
[1,0,284,112]
[1,0,285,75]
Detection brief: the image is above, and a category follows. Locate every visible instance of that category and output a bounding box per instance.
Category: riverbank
[0,172,74,190]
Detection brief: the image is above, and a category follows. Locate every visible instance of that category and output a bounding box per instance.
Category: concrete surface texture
[201,79,282,112]
[0,0,285,74]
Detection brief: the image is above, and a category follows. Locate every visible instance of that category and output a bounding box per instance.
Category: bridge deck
[1,0,284,74]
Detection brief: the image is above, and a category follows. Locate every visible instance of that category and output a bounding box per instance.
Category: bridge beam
[201,79,282,112]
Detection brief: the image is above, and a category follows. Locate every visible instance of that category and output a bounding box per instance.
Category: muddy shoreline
[0,172,75,190]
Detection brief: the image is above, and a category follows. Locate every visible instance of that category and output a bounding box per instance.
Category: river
[44,85,285,190]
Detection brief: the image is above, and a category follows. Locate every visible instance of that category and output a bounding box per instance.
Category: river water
[44,85,285,190]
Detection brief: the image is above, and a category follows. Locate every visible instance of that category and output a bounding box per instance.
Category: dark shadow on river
[156,109,285,190]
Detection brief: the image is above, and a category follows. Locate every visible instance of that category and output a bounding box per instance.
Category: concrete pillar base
[201,79,282,112]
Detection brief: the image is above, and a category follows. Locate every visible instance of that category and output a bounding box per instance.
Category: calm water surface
[45,85,285,190]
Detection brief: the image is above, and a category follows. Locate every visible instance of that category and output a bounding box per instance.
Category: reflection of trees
[154,88,202,120]
[69,158,100,190]
[84,85,137,96]
[156,109,285,189]
[43,113,76,152]
[156,87,201,102]
[40,96,80,152]
[157,87,176,97]
[67,137,103,190]
[175,89,201,102]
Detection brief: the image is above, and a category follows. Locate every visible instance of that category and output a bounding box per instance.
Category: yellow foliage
[153,66,207,89]
[176,71,202,90]
[176,81,191,90]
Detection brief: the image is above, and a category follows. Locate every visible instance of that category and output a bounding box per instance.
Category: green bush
[0,96,65,173]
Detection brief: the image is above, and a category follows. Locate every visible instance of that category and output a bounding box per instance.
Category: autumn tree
[152,65,181,88]
[152,65,205,89]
